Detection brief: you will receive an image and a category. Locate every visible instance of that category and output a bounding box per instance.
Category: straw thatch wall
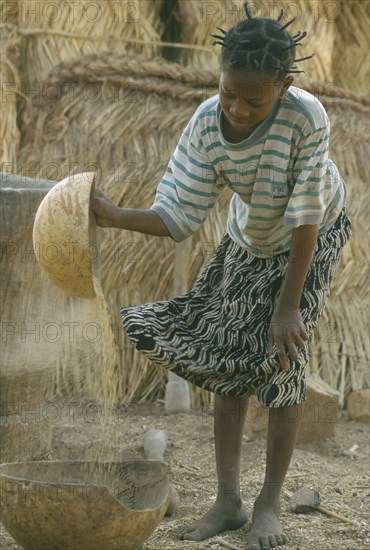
[0,23,21,168]
[2,0,369,407]
[0,0,165,172]
[0,0,18,25]
[333,0,370,94]
[17,53,369,406]
[18,54,224,406]
[0,173,123,409]
[15,0,164,91]
[177,0,338,82]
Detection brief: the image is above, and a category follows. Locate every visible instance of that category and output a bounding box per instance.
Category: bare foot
[178,500,248,541]
[247,499,287,549]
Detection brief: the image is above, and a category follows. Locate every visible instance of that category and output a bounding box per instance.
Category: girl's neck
[221,111,261,143]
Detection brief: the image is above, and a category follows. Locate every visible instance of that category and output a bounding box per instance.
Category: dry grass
[15,52,369,407]
[0,0,18,25]
[2,0,368,407]
[333,0,370,94]
[177,0,339,82]
[0,22,21,168]
[13,0,164,90]
[1,401,369,549]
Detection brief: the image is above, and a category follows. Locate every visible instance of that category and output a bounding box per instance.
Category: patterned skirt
[120,209,352,407]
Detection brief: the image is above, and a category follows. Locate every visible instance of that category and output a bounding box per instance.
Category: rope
[0,22,212,53]
[45,52,218,87]
[3,21,368,108]
[27,52,369,116]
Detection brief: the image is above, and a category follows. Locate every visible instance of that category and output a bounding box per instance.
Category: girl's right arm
[91,187,171,238]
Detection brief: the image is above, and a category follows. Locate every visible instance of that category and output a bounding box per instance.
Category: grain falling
[90,274,120,418]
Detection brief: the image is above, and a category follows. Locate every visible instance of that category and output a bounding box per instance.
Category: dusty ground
[0,399,369,550]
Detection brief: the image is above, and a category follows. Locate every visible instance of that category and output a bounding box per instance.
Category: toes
[177,525,195,539]
[248,532,288,549]
[248,533,267,550]
[181,530,205,541]
[247,533,258,549]
[259,535,271,550]
[273,532,287,546]
[177,524,208,542]
[268,535,278,547]
[269,535,278,547]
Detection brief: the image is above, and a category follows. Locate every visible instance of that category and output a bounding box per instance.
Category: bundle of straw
[176,0,338,83]
[1,0,20,171]
[18,53,369,406]
[0,174,118,418]
[333,0,370,94]
[0,0,21,169]
[16,0,164,92]
[0,0,18,25]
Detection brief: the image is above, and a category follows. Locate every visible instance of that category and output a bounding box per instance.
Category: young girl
[92,5,351,549]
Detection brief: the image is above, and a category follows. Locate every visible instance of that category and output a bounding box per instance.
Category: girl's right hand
[90,187,122,228]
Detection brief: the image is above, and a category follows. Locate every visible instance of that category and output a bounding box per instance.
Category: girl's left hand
[267,308,308,371]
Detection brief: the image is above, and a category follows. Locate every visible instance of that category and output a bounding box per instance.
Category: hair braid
[210,3,314,81]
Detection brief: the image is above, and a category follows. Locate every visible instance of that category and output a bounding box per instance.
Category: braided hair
[211,3,314,82]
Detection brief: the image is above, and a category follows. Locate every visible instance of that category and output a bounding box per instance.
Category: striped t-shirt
[150,86,347,257]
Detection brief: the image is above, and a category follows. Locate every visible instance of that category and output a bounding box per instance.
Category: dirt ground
[0,399,369,550]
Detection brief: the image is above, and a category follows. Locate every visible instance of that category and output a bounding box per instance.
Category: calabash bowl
[0,459,171,550]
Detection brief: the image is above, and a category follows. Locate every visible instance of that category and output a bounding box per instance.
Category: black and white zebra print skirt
[120,208,351,407]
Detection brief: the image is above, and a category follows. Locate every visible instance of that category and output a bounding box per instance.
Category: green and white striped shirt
[150,86,347,257]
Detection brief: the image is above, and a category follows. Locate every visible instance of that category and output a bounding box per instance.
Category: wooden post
[165,238,192,413]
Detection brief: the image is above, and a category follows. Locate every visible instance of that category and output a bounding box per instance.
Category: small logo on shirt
[271,184,288,199]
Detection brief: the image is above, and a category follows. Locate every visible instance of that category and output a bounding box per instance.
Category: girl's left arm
[267,223,319,371]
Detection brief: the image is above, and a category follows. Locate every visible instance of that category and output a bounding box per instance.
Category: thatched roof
[16,52,369,406]
[332,0,370,93]
[1,0,369,407]
[177,0,337,82]
[0,24,21,166]
[16,0,164,89]
[0,173,121,416]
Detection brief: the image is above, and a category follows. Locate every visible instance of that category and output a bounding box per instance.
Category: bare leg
[178,394,249,541]
[248,403,304,549]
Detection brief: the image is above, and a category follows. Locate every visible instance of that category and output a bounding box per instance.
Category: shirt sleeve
[284,123,330,228]
[150,123,224,242]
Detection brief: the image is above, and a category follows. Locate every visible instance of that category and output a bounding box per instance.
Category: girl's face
[219,69,293,140]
